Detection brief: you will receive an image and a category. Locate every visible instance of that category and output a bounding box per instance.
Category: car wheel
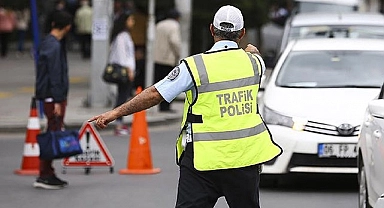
[359,159,372,208]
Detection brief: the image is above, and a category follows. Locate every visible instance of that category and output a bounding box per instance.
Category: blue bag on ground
[37,130,83,160]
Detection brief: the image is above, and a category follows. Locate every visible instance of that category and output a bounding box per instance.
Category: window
[276,50,384,88]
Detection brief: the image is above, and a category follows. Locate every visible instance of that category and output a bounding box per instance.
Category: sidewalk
[0,50,183,133]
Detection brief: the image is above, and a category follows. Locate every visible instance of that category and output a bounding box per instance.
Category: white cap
[213,5,244,32]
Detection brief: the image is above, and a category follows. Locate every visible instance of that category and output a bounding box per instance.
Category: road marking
[70,77,87,84]
[19,87,34,93]
[0,92,12,98]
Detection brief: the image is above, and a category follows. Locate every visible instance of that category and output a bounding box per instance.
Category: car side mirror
[368,99,384,118]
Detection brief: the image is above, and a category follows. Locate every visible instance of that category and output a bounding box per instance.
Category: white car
[375,195,384,208]
[293,0,359,14]
[358,85,384,208]
[280,12,384,54]
[260,38,384,176]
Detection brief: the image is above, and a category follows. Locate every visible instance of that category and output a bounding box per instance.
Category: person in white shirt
[74,0,92,59]
[153,9,181,112]
[108,11,135,136]
[15,7,29,55]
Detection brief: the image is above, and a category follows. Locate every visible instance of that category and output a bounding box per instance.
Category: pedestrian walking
[74,0,92,59]
[0,5,16,58]
[153,8,181,112]
[130,4,148,90]
[89,5,282,208]
[15,7,30,56]
[34,11,73,190]
[107,11,136,136]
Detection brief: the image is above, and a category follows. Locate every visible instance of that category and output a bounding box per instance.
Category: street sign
[62,122,115,174]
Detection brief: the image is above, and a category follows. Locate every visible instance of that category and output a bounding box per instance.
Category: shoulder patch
[167,67,180,81]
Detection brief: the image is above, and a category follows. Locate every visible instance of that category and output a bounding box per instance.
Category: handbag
[37,126,83,160]
[102,63,130,84]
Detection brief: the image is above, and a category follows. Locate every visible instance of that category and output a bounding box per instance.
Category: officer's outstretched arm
[89,86,164,129]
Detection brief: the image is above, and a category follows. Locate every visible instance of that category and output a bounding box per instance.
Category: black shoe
[52,175,68,187]
[33,176,65,190]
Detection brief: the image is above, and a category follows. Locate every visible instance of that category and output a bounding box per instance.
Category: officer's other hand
[245,44,260,56]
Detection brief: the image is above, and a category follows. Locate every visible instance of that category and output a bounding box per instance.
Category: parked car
[261,0,377,69]
[374,194,384,208]
[358,84,384,208]
[293,0,359,14]
[279,12,384,54]
[260,38,384,178]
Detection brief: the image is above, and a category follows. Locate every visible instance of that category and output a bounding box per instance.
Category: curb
[0,115,182,133]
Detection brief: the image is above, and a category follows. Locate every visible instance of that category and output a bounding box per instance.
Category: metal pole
[29,0,45,118]
[175,0,192,59]
[144,0,155,88]
[30,0,40,62]
[89,0,113,107]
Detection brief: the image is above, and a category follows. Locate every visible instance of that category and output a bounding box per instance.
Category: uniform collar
[207,40,239,52]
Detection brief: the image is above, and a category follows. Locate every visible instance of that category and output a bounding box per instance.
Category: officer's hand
[88,110,117,129]
[245,44,260,56]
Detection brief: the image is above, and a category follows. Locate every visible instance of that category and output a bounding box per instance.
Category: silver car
[358,85,384,208]
[280,12,384,54]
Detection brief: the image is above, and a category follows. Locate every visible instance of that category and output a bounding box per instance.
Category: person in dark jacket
[34,11,72,190]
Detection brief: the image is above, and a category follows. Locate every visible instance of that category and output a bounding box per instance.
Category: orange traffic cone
[119,87,161,175]
[14,97,40,175]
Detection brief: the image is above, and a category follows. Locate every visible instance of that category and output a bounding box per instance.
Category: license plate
[318,143,357,158]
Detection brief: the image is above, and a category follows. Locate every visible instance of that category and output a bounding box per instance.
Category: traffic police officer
[90,5,282,208]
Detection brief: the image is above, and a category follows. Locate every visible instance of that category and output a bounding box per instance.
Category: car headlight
[262,105,307,131]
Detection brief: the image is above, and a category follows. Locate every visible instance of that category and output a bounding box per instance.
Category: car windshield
[289,25,384,41]
[297,2,356,13]
[276,51,384,88]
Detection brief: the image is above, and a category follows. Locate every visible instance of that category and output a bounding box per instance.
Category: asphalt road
[1,123,358,208]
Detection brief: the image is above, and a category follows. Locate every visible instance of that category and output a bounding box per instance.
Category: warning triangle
[62,122,115,167]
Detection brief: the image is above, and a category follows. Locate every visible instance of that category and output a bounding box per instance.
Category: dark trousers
[17,30,26,53]
[175,144,261,208]
[115,81,133,122]
[78,34,91,59]
[154,63,174,111]
[39,100,67,177]
[0,32,10,57]
[134,45,146,89]
[134,58,145,89]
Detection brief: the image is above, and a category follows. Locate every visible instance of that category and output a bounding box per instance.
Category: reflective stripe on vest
[193,123,266,141]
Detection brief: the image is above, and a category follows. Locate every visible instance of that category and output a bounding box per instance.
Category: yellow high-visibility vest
[176,49,282,171]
